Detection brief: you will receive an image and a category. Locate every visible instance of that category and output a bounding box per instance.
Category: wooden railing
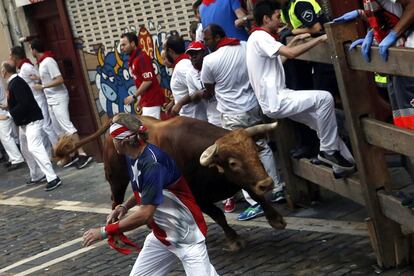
[276,20,414,268]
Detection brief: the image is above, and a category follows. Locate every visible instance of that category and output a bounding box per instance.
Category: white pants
[20,120,57,182]
[35,95,59,146]
[142,106,161,119]
[0,117,24,164]
[48,94,78,136]
[221,105,282,206]
[130,232,218,276]
[267,89,354,162]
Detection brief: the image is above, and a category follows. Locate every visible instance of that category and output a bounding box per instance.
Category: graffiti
[95,46,135,115]
[94,22,175,117]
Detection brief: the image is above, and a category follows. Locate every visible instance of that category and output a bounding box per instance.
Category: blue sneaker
[237,204,264,221]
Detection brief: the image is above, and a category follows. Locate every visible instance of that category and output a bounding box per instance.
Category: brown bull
[55,116,286,251]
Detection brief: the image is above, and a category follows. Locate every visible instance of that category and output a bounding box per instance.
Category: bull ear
[245,121,278,138]
[200,144,218,166]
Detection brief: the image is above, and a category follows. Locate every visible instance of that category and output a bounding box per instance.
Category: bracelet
[116,204,128,212]
[100,226,108,239]
[41,84,45,89]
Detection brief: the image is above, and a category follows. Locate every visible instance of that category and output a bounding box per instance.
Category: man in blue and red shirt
[82,113,218,276]
[120,32,165,119]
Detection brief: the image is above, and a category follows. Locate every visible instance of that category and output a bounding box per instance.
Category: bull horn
[200,144,218,166]
[245,121,278,137]
[97,47,105,67]
[114,47,124,74]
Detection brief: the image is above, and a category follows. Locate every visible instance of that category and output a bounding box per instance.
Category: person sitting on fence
[247,1,356,178]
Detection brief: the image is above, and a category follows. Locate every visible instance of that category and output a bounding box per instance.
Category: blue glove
[349,38,364,51]
[332,10,359,23]
[361,30,374,62]
[379,30,398,62]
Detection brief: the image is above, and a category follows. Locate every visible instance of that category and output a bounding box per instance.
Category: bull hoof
[226,237,246,252]
[268,217,287,230]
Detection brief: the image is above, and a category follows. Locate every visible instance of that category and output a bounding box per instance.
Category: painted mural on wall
[91,22,174,118]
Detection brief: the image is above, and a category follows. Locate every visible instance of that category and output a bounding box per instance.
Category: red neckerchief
[174,54,190,67]
[37,51,54,64]
[251,27,280,41]
[202,0,216,6]
[128,47,141,68]
[216,38,240,50]
[18,58,33,69]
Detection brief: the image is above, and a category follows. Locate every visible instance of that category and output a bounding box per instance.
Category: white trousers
[36,96,59,146]
[19,120,57,182]
[267,89,354,162]
[221,105,282,206]
[48,94,78,136]
[0,117,24,164]
[142,106,161,119]
[130,232,218,276]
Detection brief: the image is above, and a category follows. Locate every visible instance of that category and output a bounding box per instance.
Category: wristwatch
[132,95,137,101]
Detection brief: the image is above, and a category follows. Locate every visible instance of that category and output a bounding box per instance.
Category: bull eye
[228,158,240,170]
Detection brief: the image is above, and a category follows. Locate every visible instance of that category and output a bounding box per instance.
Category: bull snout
[254,177,273,195]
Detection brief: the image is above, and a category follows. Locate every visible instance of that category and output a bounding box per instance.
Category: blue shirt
[200,0,249,41]
[129,144,181,206]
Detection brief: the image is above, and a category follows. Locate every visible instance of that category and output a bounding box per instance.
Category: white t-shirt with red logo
[246,30,287,115]
[201,42,258,114]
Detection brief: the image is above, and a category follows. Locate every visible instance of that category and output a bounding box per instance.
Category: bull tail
[54,118,112,160]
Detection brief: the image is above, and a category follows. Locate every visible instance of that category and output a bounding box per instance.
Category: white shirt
[201,42,258,114]
[171,58,202,119]
[0,79,9,117]
[196,23,204,42]
[246,30,286,114]
[186,67,221,126]
[378,0,414,48]
[38,57,68,105]
[18,62,47,104]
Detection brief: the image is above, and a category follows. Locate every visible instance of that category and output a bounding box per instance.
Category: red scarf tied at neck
[202,0,216,6]
[18,58,33,69]
[251,27,280,41]
[216,37,240,50]
[174,53,190,67]
[37,51,55,64]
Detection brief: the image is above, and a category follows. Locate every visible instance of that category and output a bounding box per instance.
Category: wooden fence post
[325,21,410,268]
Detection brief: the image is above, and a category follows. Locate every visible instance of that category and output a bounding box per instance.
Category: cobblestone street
[1,162,413,275]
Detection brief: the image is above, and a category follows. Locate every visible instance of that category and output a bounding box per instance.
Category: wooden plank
[291,158,365,205]
[346,44,414,78]
[377,192,414,233]
[273,119,317,207]
[293,38,333,64]
[362,118,414,157]
[325,21,406,268]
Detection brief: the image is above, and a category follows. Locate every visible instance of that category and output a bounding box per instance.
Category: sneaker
[7,162,24,171]
[271,190,286,203]
[223,197,236,213]
[26,175,47,186]
[45,177,62,191]
[237,204,264,221]
[318,151,355,171]
[76,155,93,169]
[63,155,79,168]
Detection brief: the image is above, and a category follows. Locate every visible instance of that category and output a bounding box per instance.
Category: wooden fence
[276,20,414,268]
